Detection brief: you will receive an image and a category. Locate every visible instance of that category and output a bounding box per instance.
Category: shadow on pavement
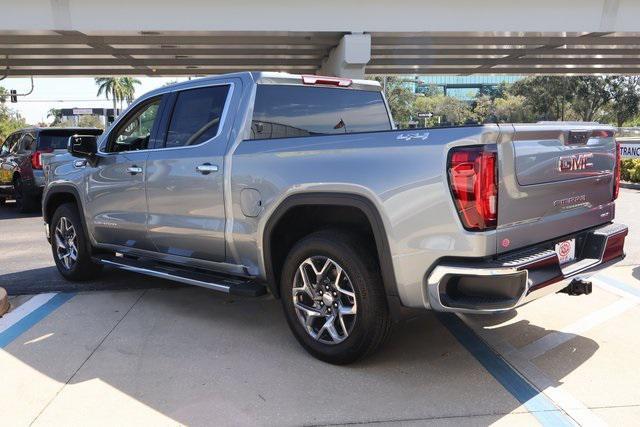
[0,203,41,220]
[2,284,599,425]
[0,266,181,295]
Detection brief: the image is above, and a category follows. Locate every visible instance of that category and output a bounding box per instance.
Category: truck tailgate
[496,124,617,254]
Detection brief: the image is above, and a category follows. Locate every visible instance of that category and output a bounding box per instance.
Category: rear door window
[249,85,391,140]
[165,85,230,148]
[17,134,36,154]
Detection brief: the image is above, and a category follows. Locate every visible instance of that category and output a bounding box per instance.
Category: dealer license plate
[555,238,576,265]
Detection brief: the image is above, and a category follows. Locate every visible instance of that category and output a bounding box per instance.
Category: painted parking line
[517,298,638,361]
[0,292,75,348]
[437,313,576,427]
[516,273,640,360]
[593,273,640,299]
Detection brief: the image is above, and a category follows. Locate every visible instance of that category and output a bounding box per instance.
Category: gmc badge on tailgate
[558,153,594,172]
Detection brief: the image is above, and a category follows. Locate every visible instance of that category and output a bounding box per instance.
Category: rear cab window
[38,129,103,150]
[249,85,391,140]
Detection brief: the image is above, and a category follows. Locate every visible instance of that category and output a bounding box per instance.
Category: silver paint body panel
[43,72,619,309]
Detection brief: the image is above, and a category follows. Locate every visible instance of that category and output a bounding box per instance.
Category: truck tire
[280,229,391,364]
[50,202,102,281]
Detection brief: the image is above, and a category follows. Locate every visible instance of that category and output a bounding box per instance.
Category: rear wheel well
[265,200,391,299]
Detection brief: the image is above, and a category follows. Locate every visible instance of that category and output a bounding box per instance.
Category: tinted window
[1,133,20,155]
[39,130,103,150]
[18,134,36,153]
[165,85,230,148]
[249,85,391,140]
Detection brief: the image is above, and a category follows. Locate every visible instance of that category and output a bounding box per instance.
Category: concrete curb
[0,287,8,317]
[621,181,640,190]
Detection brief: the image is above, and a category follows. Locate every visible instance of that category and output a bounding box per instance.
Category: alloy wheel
[292,256,357,345]
[54,216,78,270]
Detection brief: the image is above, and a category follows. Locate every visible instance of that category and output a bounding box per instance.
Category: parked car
[0,127,103,212]
[43,72,627,364]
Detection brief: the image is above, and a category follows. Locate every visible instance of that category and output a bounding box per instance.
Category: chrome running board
[94,254,267,297]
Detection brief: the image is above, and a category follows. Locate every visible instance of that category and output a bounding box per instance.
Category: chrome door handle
[196,163,219,175]
[127,165,143,175]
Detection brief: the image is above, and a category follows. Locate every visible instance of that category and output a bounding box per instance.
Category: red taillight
[30,149,53,170]
[301,75,352,87]
[613,140,621,200]
[448,145,498,231]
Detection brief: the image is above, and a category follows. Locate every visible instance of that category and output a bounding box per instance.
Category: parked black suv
[0,127,103,212]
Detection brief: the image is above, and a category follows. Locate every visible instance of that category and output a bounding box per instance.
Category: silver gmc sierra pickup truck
[43,72,628,364]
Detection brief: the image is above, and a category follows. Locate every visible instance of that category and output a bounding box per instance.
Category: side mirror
[68,135,98,159]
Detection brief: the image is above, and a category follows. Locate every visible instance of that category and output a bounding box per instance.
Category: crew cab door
[87,96,165,250]
[144,80,238,263]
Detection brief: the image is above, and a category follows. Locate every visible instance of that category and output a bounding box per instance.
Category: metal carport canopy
[2,0,640,76]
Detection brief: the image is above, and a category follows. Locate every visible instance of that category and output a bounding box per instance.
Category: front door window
[106,99,161,153]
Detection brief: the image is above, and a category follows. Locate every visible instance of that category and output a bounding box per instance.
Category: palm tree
[95,77,141,117]
[119,77,141,111]
[47,108,63,126]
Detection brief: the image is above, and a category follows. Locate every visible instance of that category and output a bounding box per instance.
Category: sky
[1,77,191,124]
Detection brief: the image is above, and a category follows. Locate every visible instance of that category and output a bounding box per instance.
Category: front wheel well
[44,192,79,224]
[264,196,396,299]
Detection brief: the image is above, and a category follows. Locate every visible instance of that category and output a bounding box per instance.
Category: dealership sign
[620,143,640,158]
[72,108,93,115]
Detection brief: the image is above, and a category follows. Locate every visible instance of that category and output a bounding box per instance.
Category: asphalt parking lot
[0,189,638,426]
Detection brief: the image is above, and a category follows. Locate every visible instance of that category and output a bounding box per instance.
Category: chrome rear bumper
[425,222,628,314]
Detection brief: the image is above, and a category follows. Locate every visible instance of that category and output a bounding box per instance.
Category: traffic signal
[10,90,17,103]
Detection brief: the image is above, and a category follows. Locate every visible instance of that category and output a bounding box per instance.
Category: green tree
[572,76,611,122]
[371,76,416,127]
[493,94,534,123]
[472,95,494,123]
[510,76,577,121]
[606,76,640,127]
[0,87,27,141]
[47,108,63,126]
[423,94,475,125]
[477,82,508,100]
[95,77,141,116]
[119,77,141,106]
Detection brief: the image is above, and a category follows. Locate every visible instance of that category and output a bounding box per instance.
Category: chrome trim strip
[97,82,235,155]
[99,258,231,293]
[93,243,251,276]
